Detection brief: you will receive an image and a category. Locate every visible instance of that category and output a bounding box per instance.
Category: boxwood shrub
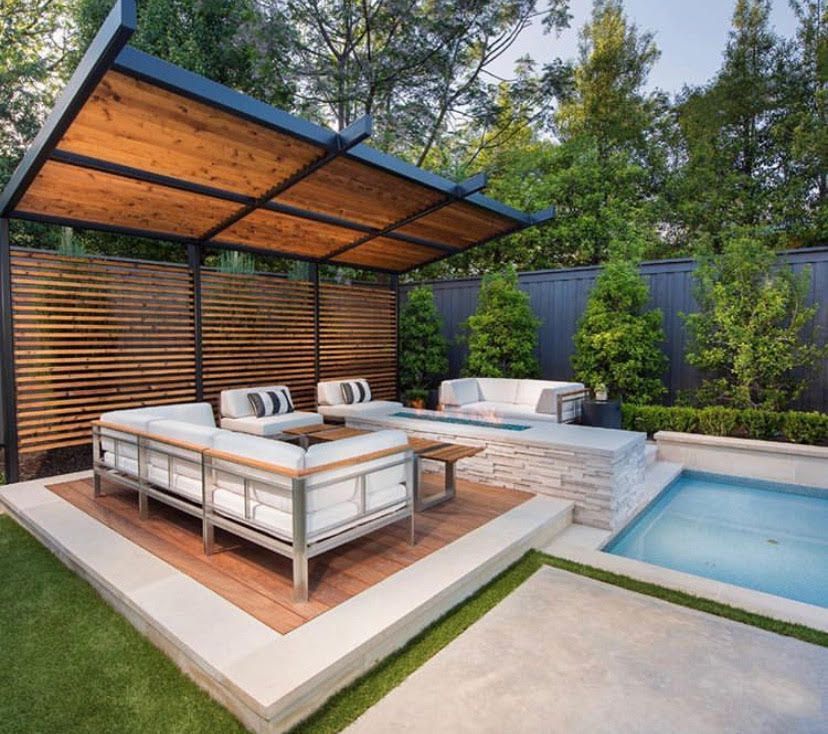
[622,404,828,446]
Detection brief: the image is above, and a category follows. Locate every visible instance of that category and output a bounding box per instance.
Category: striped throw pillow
[247,388,294,418]
[340,379,371,404]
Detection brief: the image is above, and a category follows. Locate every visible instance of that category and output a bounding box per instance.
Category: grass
[2,512,826,734]
[0,516,247,734]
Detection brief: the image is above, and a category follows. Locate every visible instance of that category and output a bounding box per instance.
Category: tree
[399,286,449,397]
[265,0,570,164]
[462,267,540,378]
[572,241,667,403]
[72,0,293,107]
[668,0,826,246]
[683,230,826,410]
[0,0,72,188]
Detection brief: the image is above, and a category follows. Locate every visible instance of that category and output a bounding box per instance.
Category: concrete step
[645,442,658,466]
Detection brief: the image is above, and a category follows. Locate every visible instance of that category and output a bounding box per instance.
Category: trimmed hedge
[622,404,828,445]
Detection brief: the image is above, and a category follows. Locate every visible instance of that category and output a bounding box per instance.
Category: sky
[488,0,800,94]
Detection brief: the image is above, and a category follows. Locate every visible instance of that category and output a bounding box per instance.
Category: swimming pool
[605,471,828,608]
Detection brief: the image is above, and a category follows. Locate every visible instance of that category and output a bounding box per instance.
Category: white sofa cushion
[220,411,323,437]
[317,379,348,406]
[439,378,480,407]
[317,400,402,419]
[221,385,293,419]
[476,378,521,403]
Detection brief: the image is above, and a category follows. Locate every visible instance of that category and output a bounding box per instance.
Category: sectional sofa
[92,402,414,601]
[439,378,587,424]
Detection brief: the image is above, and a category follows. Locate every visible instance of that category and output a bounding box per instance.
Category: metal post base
[293,554,308,602]
[93,472,103,497]
[138,490,149,520]
[203,519,215,555]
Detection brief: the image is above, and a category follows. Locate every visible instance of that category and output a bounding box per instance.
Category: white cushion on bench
[220,411,322,437]
[317,400,402,419]
[221,385,294,419]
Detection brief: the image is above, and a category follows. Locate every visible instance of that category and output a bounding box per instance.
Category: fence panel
[11,248,196,453]
[404,247,828,411]
[201,270,318,410]
[319,282,397,400]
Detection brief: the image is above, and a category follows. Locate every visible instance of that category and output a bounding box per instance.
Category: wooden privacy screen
[319,282,397,400]
[200,270,317,410]
[10,249,196,453]
[8,249,398,454]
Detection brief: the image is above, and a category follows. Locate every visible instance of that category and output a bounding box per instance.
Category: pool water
[605,471,828,608]
[390,411,531,431]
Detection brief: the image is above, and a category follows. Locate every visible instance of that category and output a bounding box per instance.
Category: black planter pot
[426,388,439,411]
[582,398,622,429]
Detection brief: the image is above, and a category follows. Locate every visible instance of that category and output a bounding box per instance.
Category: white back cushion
[515,380,559,408]
[100,407,167,432]
[305,429,408,493]
[476,378,520,404]
[146,402,216,426]
[221,386,292,419]
[439,378,480,406]
[317,379,355,406]
[145,419,224,448]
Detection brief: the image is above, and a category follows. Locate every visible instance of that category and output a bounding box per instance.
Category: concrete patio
[347,567,828,734]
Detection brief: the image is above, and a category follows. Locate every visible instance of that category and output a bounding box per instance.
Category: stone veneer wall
[348,418,646,531]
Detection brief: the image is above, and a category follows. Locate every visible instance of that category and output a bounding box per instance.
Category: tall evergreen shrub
[572,245,667,403]
[463,267,540,378]
[684,231,825,410]
[399,286,449,395]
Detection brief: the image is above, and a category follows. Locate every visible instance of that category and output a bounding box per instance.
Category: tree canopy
[0,0,825,274]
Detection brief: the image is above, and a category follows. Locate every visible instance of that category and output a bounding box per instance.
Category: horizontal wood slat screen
[201,270,317,410]
[10,249,196,453]
[319,282,397,400]
[8,248,399,457]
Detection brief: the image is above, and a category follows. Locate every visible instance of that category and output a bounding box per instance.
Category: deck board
[46,475,530,634]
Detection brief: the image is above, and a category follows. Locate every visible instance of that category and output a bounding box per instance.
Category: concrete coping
[655,431,828,459]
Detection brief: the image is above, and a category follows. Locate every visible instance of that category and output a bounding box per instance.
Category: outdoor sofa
[317,378,402,420]
[439,378,587,424]
[92,402,415,601]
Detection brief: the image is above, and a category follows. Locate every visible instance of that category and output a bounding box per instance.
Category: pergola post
[188,242,204,402]
[0,218,19,483]
[391,274,400,402]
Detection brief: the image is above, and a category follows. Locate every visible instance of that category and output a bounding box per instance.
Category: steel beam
[310,263,321,389]
[391,274,401,402]
[0,219,19,483]
[0,0,136,216]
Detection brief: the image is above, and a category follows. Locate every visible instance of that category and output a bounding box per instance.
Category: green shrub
[572,245,667,403]
[739,409,783,441]
[697,406,740,436]
[462,267,540,378]
[622,404,827,446]
[683,231,826,410]
[782,411,828,445]
[399,285,449,394]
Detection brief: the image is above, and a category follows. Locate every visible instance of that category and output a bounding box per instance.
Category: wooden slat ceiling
[10,66,533,273]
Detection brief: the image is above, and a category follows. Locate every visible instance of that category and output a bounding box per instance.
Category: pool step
[643,459,683,497]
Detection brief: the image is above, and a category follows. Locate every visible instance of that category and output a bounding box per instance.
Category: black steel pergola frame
[0,0,555,482]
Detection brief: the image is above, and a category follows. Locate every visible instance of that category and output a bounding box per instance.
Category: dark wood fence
[403,247,828,412]
[5,248,397,455]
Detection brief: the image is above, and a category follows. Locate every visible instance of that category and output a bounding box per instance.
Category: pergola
[0,0,554,482]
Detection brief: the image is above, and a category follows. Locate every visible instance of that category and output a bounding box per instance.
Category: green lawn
[0,516,247,733]
[2,512,826,734]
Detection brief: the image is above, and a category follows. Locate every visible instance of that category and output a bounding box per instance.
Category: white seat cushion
[220,411,323,437]
[317,400,402,419]
[221,385,293,419]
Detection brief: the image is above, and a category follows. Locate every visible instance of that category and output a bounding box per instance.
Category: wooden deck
[47,475,531,634]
